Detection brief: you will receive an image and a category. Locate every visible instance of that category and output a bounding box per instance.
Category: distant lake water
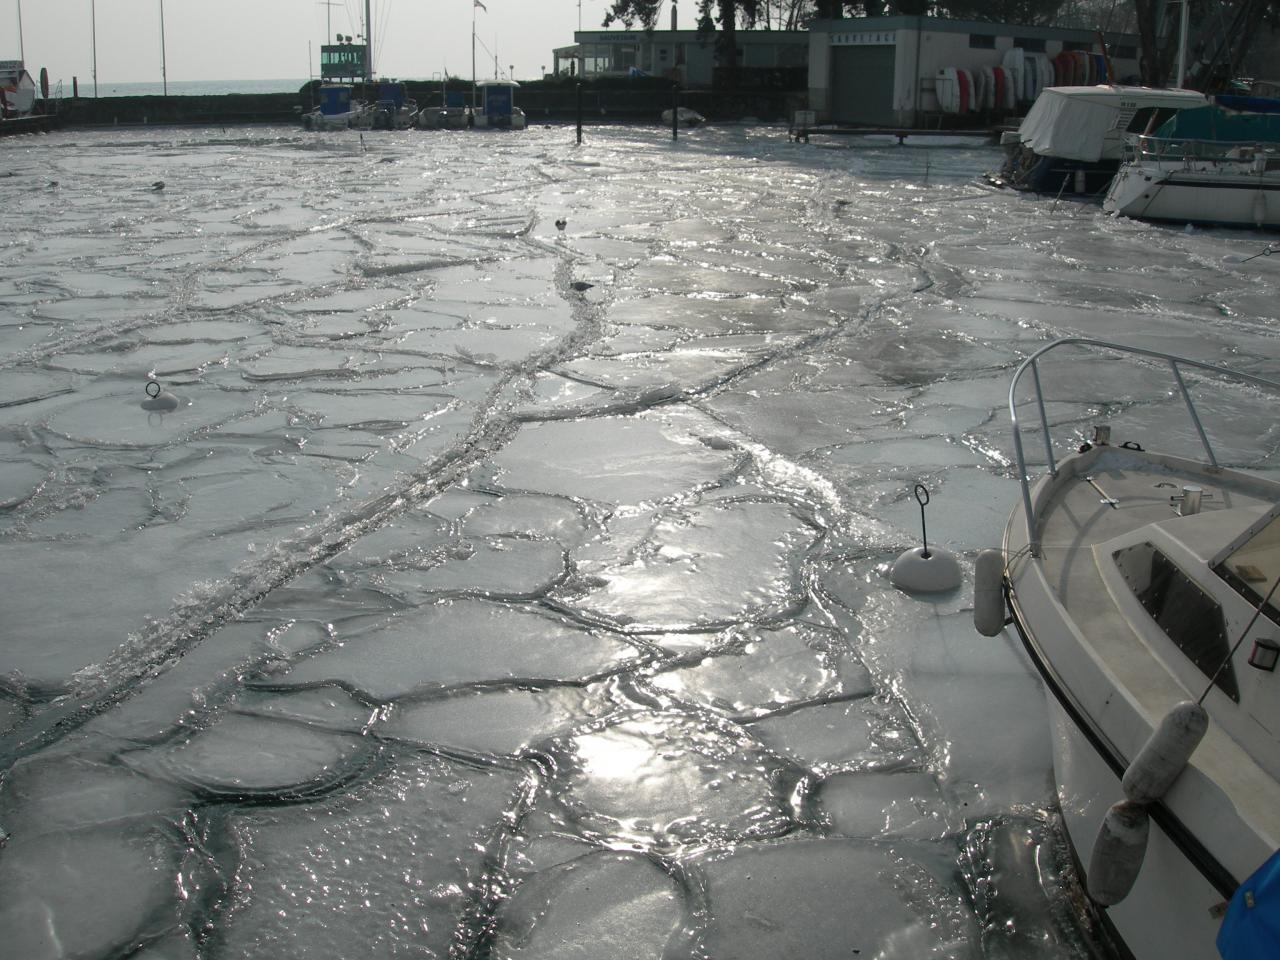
[83,79,310,97]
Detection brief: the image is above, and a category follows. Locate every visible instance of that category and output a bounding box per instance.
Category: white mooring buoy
[890,483,962,594]
[141,379,181,412]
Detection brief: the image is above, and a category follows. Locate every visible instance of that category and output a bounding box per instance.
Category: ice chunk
[696,838,978,960]
[648,623,865,718]
[818,771,958,841]
[489,851,686,960]
[0,755,191,838]
[0,824,183,960]
[274,600,641,700]
[382,686,605,756]
[553,711,793,850]
[491,410,740,505]
[125,712,368,797]
[746,695,924,773]
[560,497,819,631]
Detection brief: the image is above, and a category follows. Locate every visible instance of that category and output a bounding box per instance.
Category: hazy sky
[2,0,639,86]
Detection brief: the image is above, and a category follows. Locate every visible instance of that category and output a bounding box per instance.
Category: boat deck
[1030,446,1280,864]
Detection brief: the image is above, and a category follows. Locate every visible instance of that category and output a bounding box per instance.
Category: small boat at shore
[975,338,1280,959]
[661,106,705,128]
[301,83,370,130]
[1103,96,1280,228]
[472,81,526,130]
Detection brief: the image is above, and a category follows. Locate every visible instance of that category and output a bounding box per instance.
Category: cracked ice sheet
[549,710,796,851]
[212,750,527,960]
[556,496,820,632]
[490,407,743,506]
[695,837,979,960]
[646,622,871,719]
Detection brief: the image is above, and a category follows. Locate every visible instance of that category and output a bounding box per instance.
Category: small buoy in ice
[141,379,180,412]
[151,180,165,191]
[570,280,594,292]
[890,483,962,593]
[555,218,567,233]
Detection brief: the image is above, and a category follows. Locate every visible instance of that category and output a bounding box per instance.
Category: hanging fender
[973,549,1008,637]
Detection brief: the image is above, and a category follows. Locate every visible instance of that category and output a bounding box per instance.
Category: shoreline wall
[34,82,805,128]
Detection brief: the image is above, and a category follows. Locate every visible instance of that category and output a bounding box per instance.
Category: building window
[1063,40,1092,52]
[969,34,996,49]
[1013,38,1047,52]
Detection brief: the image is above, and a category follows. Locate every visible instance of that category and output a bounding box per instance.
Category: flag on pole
[474,0,486,10]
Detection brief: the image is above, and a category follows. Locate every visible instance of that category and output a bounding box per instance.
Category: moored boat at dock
[1103,96,1280,228]
[991,85,1208,194]
[976,338,1280,959]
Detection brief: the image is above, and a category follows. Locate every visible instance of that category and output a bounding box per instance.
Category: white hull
[990,339,1280,960]
[473,108,526,130]
[1044,697,1225,957]
[1104,158,1280,227]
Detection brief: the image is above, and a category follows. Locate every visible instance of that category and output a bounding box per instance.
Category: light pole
[16,0,24,63]
[92,0,98,97]
[160,0,168,96]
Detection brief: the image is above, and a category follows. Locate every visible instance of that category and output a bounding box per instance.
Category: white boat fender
[890,483,962,594]
[973,548,1007,636]
[1088,801,1150,906]
[1121,701,1208,805]
[141,380,181,412]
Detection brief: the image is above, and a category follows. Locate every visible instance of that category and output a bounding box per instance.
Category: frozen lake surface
[0,122,1277,959]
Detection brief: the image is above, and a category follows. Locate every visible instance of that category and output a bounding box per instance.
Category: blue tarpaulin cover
[1218,848,1280,959]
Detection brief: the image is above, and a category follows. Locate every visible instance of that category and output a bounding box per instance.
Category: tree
[602,0,663,30]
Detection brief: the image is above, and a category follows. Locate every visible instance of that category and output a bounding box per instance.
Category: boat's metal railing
[1008,338,1280,556]
[1126,133,1279,167]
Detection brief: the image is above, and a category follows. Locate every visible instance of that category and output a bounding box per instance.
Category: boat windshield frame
[1211,504,1280,626]
[1007,338,1280,557]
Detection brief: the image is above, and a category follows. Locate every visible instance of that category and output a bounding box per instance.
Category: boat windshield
[1213,506,1280,626]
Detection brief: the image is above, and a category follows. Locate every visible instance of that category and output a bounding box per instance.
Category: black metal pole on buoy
[671,82,679,141]
[914,483,931,558]
[576,80,583,145]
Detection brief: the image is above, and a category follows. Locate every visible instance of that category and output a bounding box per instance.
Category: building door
[831,45,897,126]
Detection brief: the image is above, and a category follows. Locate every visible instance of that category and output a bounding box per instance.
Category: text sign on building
[830,33,896,46]
[320,44,368,80]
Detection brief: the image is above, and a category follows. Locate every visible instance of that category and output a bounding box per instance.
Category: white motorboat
[472,81,526,130]
[1103,139,1280,227]
[975,338,1280,959]
[1103,97,1280,228]
[991,85,1208,194]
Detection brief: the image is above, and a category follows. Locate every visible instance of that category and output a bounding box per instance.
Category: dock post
[576,81,582,145]
[672,82,679,141]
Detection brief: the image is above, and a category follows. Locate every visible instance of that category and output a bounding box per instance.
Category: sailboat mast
[365,0,373,81]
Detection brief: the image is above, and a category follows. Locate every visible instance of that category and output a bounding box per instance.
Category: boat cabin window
[1127,106,1183,135]
[1114,543,1239,702]
[1213,510,1280,629]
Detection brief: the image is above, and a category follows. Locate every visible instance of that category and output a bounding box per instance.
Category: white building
[553,30,808,87]
[808,17,1142,127]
